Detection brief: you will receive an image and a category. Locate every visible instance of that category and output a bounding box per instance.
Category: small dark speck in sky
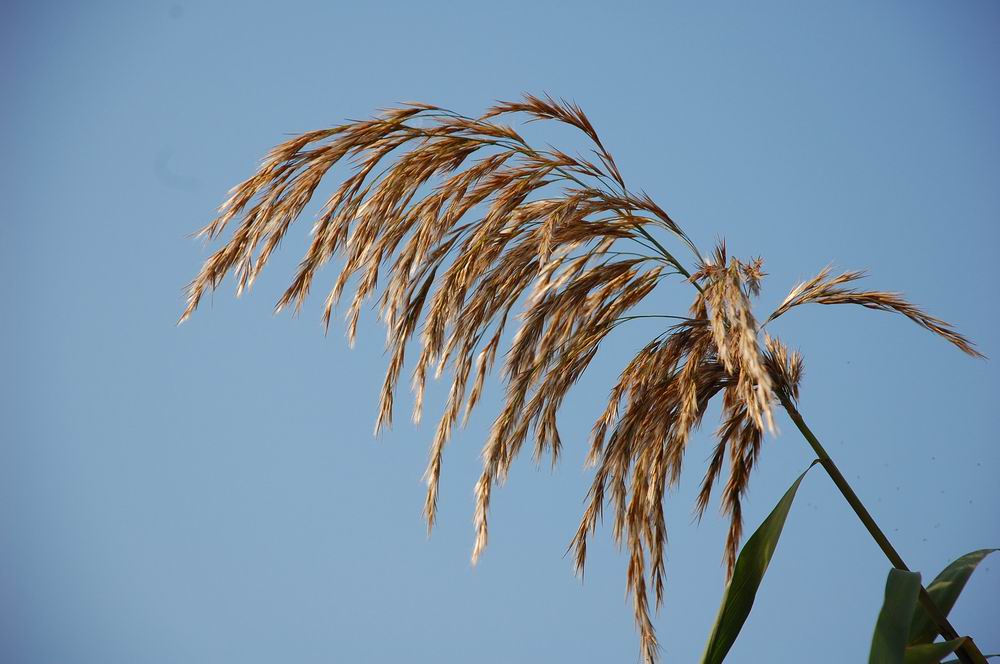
[154,150,200,191]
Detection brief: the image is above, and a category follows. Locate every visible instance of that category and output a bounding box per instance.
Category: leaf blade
[909,548,998,645]
[942,655,1000,664]
[904,638,968,664]
[870,568,922,664]
[699,462,816,664]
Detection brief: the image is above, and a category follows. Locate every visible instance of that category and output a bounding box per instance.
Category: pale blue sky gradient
[3,2,999,662]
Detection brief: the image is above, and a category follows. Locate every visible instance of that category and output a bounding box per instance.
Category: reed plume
[182,95,981,663]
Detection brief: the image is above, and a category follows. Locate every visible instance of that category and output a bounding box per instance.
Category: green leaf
[869,568,922,664]
[909,548,998,645]
[699,462,816,664]
[903,638,967,664]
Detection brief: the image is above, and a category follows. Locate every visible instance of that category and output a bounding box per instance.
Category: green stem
[776,391,987,664]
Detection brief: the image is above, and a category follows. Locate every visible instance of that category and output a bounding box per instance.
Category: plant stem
[776,391,987,664]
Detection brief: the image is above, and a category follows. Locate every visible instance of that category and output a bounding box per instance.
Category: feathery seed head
[183,95,982,663]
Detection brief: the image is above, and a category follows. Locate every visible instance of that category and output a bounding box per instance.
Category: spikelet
[767,268,981,358]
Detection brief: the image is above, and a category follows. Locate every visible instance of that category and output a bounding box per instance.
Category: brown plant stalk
[181,95,983,663]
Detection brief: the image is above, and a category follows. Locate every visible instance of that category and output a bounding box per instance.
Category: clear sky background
[3,2,998,662]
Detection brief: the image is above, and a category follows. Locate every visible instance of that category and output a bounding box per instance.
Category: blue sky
[3,1,998,662]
